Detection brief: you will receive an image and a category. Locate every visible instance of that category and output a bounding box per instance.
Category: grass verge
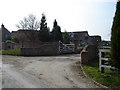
[0,49,21,56]
[82,60,120,88]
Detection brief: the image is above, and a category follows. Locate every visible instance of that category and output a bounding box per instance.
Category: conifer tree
[62,31,70,44]
[111,1,120,71]
[51,19,63,42]
[39,13,50,42]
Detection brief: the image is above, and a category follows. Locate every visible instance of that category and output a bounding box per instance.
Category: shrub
[1,49,21,55]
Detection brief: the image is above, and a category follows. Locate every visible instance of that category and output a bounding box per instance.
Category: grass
[0,49,21,55]
[82,60,120,88]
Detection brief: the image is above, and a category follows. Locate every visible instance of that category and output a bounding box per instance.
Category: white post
[99,50,102,72]
[64,44,66,52]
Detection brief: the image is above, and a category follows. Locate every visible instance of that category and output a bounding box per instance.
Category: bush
[77,46,84,53]
[0,49,21,55]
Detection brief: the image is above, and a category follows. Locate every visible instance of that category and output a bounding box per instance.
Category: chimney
[1,23,4,29]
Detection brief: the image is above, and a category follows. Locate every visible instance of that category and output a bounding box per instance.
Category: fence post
[99,46,112,73]
[99,49,102,72]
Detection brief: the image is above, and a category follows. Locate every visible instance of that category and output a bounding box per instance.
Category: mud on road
[2,54,100,88]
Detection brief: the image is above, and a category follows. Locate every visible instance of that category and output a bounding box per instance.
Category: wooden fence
[99,46,114,72]
[59,41,75,54]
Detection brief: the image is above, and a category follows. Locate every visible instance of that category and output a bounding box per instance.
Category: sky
[0,0,117,40]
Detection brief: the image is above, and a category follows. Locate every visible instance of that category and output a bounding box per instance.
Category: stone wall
[2,42,22,50]
[80,45,98,64]
[2,42,14,50]
[2,41,45,50]
[21,42,60,56]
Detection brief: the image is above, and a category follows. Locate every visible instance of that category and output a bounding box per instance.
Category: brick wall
[21,42,60,56]
[80,45,98,64]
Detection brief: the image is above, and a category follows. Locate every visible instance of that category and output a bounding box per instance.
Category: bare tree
[16,14,40,30]
[16,17,28,29]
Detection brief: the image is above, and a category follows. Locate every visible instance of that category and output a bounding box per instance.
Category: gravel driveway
[2,54,99,88]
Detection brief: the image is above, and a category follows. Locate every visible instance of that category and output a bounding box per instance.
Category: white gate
[59,41,75,53]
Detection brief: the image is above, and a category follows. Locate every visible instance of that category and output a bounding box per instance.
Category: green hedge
[0,49,21,55]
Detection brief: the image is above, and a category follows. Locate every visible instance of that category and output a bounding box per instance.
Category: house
[69,31,89,47]
[88,35,101,45]
[0,24,11,42]
[0,24,11,50]
[11,29,41,48]
[99,40,111,46]
[12,29,39,42]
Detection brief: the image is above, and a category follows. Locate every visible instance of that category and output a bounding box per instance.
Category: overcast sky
[0,0,117,40]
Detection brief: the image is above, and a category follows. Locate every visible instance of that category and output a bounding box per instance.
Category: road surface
[2,54,99,88]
